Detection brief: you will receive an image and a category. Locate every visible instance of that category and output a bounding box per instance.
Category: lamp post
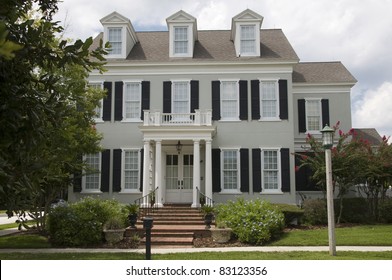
[321,125,336,256]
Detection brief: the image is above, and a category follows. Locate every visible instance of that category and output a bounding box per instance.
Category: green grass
[0,234,51,249]
[269,224,392,246]
[1,251,392,260]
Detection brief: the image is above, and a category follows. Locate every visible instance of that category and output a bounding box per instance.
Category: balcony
[143,110,212,126]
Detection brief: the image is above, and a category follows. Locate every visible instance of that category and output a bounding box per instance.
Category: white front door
[166,154,193,203]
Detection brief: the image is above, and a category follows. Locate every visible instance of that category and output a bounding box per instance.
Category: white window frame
[120,148,141,193]
[240,25,257,56]
[122,81,142,122]
[105,26,123,58]
[259,79,279,121]
[220,80,240,121]
[261,148,283,194]
[89,82,104,123]
[174,26,189,55]
[81,152,102,193]
[220,148,241,193]
[305,98,322,134]
[171,80,191,115]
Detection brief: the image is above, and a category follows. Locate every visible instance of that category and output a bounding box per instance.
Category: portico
[139,110,216,208]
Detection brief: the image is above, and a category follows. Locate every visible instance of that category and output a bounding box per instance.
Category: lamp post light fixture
[320,125,337,256]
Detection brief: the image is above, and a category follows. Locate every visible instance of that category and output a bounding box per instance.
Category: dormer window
[167,10,197,58]
[240,25,256,55]
[108,27,122,55]
[174,26,189,54]
[100,11,138,59]
[231,9,263,57]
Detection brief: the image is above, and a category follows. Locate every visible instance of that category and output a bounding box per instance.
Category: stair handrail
[196,187,214,208]
[134,187,159,218]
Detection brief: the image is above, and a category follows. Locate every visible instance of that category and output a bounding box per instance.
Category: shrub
[335,197,372,224]
[302,199,327,225]
[274,204,304,226]
[379,198,392,223]
[46,197,127,247]
[215,198,284,245]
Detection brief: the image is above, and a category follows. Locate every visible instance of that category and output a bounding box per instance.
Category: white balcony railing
[143,110,212,126]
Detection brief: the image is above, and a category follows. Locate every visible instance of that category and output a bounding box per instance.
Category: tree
[0,0,108,231]
[296,123,375,223]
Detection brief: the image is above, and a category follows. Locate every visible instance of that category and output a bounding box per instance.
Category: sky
[54,0,392,138]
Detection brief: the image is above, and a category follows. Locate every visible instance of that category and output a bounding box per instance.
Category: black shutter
[280,148,291,193]
[114,81,123,121]
[298,99,306,133]
[295,153,317,191]
[321,99,330,127]
[163,81,171,113]
[279,80,288,120]
[190,80,199,113]
[101,149,110,192]
[141,81,150,120]
[113,149,122,192]
[252,149,262,193]
[239,80,248,120]
[73,155,83,192]
[211,81,220,120]
[212,149,221,192]
[240,149,249,192]
[139,149,144,192]
[103,82,112,121]
[251,80,260,120]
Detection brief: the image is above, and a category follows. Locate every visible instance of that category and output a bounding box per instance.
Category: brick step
[150,231,194,238]
[146,216,202,221]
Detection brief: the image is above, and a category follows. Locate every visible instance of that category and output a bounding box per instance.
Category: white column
[205,139,213,206]
[155,140,163,208]
[192,140,200,208]
[142,140,150,207]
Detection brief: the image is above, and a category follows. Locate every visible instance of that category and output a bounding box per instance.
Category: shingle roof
[352,128,384,146]
[91,29,299,63]
[293,62,357,84]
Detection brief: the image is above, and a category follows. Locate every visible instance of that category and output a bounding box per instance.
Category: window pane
[240,25,256,54]
[221,81,238,119]
[174,27,188,54]
[85,153,100,190]
[124,83,141,119]
[108,28,122,55]
[261,81,278,118]
[89,83,102,119]
[223,150,238,190]
[124,151,139,190]
[306,100,321,131]
[263,150,278,190]
[172,82,189,114]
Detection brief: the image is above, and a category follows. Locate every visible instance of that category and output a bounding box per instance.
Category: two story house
[69,9,357,207]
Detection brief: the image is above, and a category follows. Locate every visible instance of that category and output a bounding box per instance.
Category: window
[123,150,140,191]
[306,99,322,132]
[262,149,280,192]
[172,81,190,114]
[108,27,122,55]
[83,153,101,192]
[240,25,256,55]
[89,83,103,121]
[174,26,188,55]
[260,81,279,120]
[221,81,239,120]
[222,149,240,191]
[123,82,141,121]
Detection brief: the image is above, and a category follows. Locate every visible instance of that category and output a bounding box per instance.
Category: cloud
[353,82,392,137]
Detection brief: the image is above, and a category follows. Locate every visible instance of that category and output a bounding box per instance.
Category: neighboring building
[69,9,357,207]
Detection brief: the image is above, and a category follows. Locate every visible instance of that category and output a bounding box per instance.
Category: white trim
[169,24,194,58]
[260,148,283,194]
[119,148,142,193]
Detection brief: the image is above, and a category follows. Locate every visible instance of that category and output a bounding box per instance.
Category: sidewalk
[1,246,392,254]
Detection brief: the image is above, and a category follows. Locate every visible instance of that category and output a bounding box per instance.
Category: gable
[100,11,131,25]
[166,10,197,23]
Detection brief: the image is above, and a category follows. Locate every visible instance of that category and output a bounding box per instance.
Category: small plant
[201,205,214,215]
[104,216,125,230]
[125,203,139,215]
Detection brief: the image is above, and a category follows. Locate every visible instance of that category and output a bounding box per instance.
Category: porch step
[129,205,210,247]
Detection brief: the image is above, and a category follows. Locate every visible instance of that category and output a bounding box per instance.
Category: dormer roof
[231,9,264,41]
[100,11,138,43]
